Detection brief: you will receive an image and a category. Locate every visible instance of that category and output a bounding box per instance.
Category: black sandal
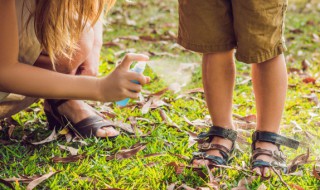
[251,131,299,174]
[44,99,119,139]
[192,126,238,166]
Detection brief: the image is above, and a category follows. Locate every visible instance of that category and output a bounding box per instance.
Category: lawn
[0,0,320,189]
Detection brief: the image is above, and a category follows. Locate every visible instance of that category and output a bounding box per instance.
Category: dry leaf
[257,183,267,190]
[26,171,59,190]
[231,176,256,190]
[51,154,86,163]
[186,131,198,148]
[302,77,316,84]
[8,125,15,138]
[289,184,305,190]
[185,88,204,94]
[287,149,310,173]
[167,162,185,174]
[106,143,147,160]
[143,153,165,158]
[113,120,134,134]
[177,184,196,190]
[301,59,310,71]
[312,163,320,180]
[141,97,154,114]
[58,144,79,156]
[205,163,219,190]
[167,182,177,190]
[31,130,58,145]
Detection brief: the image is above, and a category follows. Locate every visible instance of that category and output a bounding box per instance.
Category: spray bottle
[116,61,147,106]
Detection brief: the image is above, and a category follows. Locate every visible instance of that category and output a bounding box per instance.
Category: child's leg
[251,54,288,175]
[193,50,236,166]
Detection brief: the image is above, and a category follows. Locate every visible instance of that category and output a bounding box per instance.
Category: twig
[271,167,291,190]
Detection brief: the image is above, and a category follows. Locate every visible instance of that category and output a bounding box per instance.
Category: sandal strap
[192,152,227,165]
[46,99,68,119]
[252,148,286,163]
[252,131,299,150]
[72,115,114,138]
[197,126,237,142]
[252,159,288,173]
[198,143,231,159]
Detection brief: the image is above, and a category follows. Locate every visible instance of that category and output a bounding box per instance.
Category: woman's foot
[44,100,119,138]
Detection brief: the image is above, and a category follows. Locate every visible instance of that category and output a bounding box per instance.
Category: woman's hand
[97,53,150,102]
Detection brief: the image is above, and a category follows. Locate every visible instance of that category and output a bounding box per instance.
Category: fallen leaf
[301,59,311,71]
[205,163,219,190]
[169,152,190,161]
[26,171,59,190]
[303,93,319,107]
[234,120,256,130]
[289,184,305,190]
[177,184,196,190]
[287,148,310,173]
[183,116,209,129]
[312,163,320,180]
[186,131,198,148]
[231,176,256,190]
[233,114,256,123]
[302,77,316,84]
[103,41,125,49]
[31,130,58,145]
[143,153,165,158]
[58,144,79,156]
[167,182,177,190]
[8,125,15,138]
[51,154,86,163]
[167,162,185,174]
[185,88,204,94]
[144,162,159,168]
[257,183,267,190]
[159,109,182,132]
[106,143,147,160]
[147,87,169,97]
[141,97,154,115]
[113,120,134,134]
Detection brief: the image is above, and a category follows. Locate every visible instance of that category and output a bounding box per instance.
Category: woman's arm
[0,1,148,102]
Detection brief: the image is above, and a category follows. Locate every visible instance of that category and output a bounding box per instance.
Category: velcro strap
[198,126,237,142]
[252,131,299,150]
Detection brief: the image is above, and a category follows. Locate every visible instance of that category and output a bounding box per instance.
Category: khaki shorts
[178,0,288,63]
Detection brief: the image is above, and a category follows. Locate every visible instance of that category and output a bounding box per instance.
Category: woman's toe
[96,127,119,137]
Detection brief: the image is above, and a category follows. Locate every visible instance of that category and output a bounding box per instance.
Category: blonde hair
[28,0,115,65]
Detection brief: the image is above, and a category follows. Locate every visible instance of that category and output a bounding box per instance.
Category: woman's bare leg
[34,27,119,138]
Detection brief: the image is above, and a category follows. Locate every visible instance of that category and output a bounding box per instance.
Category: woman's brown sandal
[251,131,299,176]
[44,99,119,139]
[191,126,238,167]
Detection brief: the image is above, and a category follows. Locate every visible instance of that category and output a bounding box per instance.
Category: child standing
[178,0,299,177]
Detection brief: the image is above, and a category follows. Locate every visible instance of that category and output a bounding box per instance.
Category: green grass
[1,0,320,189]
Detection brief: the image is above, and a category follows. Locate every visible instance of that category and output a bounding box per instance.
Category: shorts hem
[236,43,287,63]
[177,37,236,53]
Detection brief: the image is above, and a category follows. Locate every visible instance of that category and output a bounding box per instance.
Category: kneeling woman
[0,0,149,138]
